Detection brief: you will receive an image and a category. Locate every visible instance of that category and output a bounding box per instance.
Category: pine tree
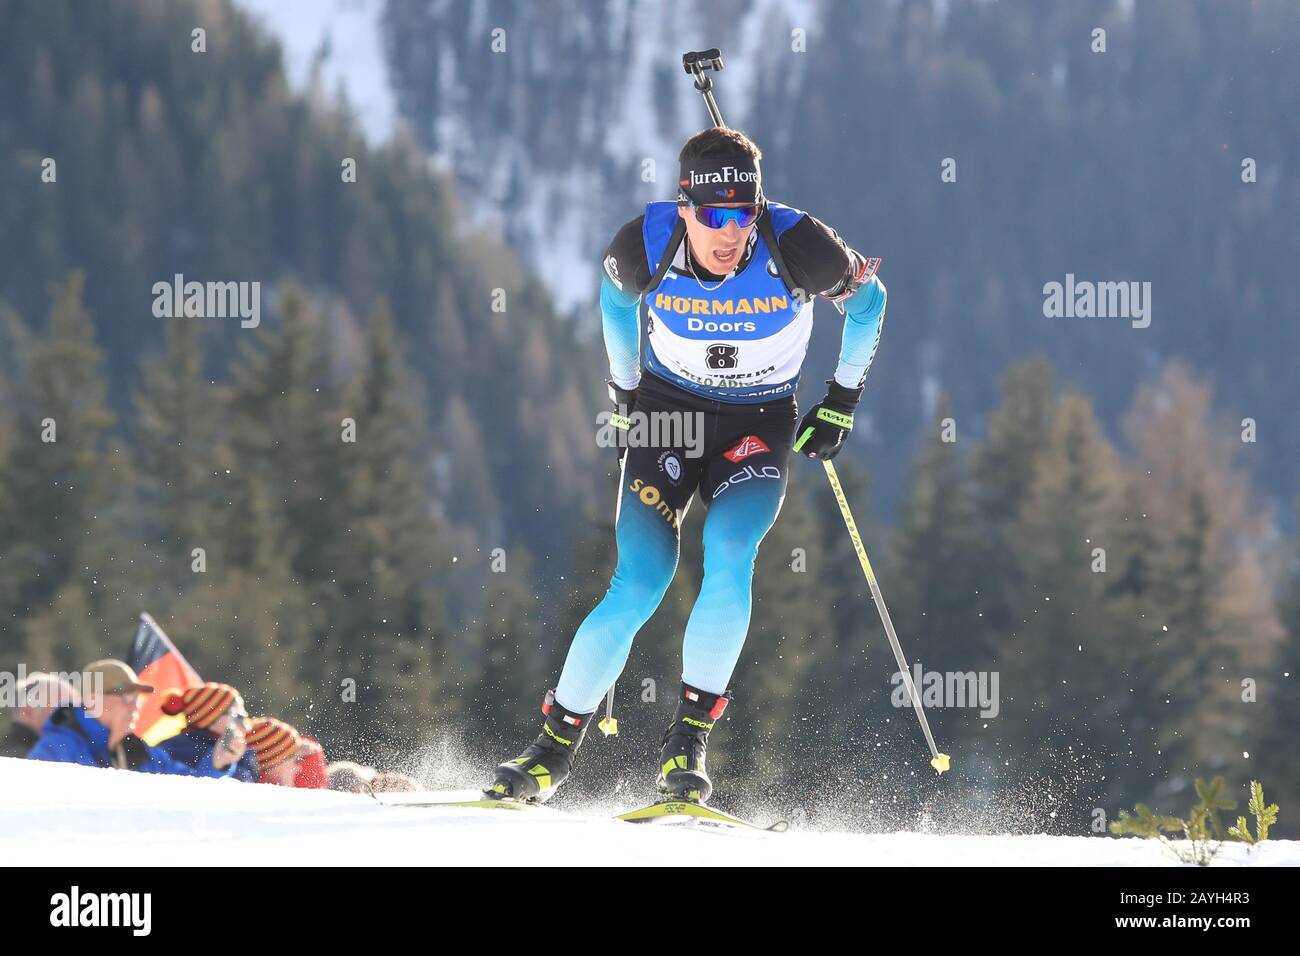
[0,307,31,634]
[212,284,348,732]
[893,393,984,669]
[1002,390,1123,806]
[225,284,347,586]
[969,358,1057,655]
[1259,500,1300,833]
[1119,363,1284,796]
[130,316,225,600]
[889,393,985,771]
[451,547,549,749]
[326,302,449,753]
[0,274,117,667]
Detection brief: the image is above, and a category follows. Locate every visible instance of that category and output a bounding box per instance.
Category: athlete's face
[678,202,756,276]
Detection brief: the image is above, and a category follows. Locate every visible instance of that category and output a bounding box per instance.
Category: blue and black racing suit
[553,201,887,713]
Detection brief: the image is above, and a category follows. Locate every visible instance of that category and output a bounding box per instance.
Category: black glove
[607,381,638,462]
[794,380,864,460]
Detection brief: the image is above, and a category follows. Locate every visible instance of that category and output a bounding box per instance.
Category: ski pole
[599,682,619,736]
[796,443,950,774]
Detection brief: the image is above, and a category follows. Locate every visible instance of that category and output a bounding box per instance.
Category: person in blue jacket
[26,659,242,778]
[155,683,259,782]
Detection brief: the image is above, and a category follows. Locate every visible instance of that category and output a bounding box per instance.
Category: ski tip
[931,753,951,775]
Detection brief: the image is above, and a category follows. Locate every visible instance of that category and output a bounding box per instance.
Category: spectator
[2,672,78,759]
[325,759,420,793]
[246,717,302,786]
[293,737,329,789]
[155,683,258,783]
[327,760,375,793]
[370,770,420,792]
[26,660,242,778]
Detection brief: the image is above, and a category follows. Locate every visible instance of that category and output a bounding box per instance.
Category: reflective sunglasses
[687,202,763,230]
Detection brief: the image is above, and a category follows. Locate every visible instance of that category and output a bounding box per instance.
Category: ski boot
[657,682,731,804]
[489,690,593,803]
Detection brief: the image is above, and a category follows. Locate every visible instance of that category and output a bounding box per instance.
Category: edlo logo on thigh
[712,464,781,499]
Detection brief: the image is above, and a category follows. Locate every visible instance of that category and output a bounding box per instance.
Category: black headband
[677,156,763,206]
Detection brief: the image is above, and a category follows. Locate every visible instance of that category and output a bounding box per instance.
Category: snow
[5,757,1297,866]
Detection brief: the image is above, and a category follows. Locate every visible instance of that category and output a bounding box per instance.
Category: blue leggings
[554,381,796,713]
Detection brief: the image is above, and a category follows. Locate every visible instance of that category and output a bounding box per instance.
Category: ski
[616,800,788,832]
[391,797,537,812]
[368,789,544,812]
[370,790,786,831]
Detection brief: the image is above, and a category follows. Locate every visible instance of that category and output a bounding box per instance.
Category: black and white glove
[794,380,864,460]
[607,381,638,462]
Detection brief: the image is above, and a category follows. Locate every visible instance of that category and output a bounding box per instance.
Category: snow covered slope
[233,0,395,143]
[5,757,1296,866]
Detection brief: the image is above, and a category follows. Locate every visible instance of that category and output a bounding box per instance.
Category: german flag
[127,613,202,745]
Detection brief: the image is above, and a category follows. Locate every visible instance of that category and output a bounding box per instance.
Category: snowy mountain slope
[233,0,395,142]
[382,0,820,314]
[5,758,1296,866]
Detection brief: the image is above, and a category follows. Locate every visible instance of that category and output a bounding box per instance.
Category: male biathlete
[490,126,886,804]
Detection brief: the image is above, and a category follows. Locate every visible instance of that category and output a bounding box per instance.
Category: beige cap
[84,659,154,694]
